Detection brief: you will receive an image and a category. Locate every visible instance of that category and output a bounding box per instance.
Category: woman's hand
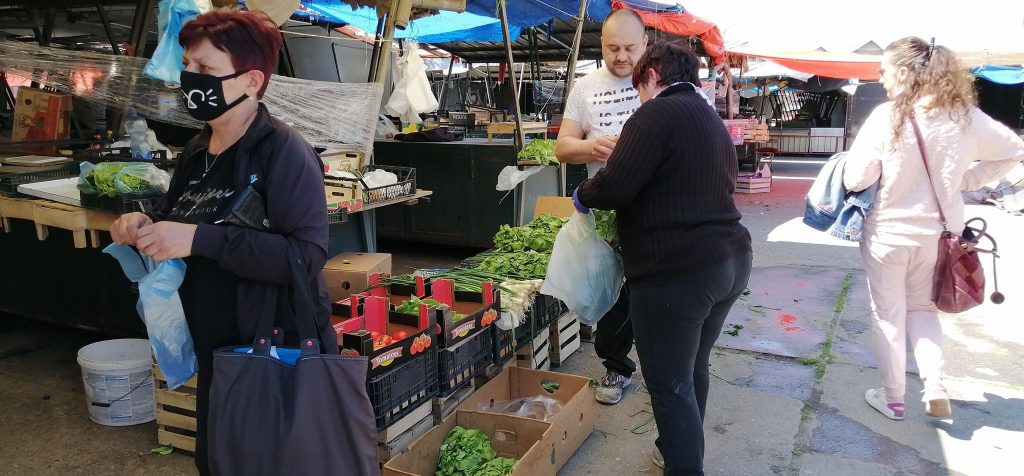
[136,222,198,261]
[110,212,153,246]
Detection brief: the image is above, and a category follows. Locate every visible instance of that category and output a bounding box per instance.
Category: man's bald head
[601,9,648,78]
[602,8,645,35]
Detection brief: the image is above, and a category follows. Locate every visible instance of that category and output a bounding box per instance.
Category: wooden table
[0,195,118,248]
[486,122,549,143]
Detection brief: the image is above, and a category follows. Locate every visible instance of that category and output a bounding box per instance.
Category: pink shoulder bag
[910,117,1004,313]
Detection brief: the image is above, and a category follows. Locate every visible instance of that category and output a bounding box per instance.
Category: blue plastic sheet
[300,2,521,43]
[971,65,1024,85]
[144,0,208,83]
[104,244,197,389]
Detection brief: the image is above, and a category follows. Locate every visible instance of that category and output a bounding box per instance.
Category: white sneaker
[595,372,631,405]
[865,388,905,420]
[653,446,664,468]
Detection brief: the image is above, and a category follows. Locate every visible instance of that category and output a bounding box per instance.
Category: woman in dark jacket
[574,39,753,475]
[109,10,334,475]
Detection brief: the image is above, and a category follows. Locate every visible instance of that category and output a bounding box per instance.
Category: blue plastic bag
[104,244,197,389]
[144,0,210,83]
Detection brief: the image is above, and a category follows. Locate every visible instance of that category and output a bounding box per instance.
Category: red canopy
[727,45,882,80]
[611,1,726,63]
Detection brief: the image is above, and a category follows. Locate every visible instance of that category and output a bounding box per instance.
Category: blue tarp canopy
[971,65,1024,85]
[300,2,521,43]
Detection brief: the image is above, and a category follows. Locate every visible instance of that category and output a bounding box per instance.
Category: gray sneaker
[595,372,631,405]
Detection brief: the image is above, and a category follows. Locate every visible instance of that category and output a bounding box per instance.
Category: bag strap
[254,237,326,353]
[909,116,949,232]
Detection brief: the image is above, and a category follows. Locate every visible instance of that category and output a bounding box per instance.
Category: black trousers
[594,283,635,378]
[185,312,241,476]
[630,253,752,476]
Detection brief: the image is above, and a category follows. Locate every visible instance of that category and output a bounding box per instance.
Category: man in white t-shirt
[555,9,646,406]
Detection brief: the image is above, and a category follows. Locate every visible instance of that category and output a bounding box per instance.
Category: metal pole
[439,56,454,113]
[563,0,588,99]
[373,0,401,84]
[95,3,121,54]
[483,64,493,107]
[560,0,588,196]
[498,0,524,151]
[366,16,385,83]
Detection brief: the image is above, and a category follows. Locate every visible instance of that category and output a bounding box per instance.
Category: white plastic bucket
[77,338,155,426]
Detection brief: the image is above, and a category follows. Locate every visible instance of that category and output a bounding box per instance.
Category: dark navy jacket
[149,103,335,348]
[804,152,879,242]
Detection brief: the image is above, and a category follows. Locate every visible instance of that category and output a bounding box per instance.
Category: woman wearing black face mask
[109,9,335,475]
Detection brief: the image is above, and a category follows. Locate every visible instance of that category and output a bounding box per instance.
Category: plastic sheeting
[972,65,1024,85]
[0,40,381,154]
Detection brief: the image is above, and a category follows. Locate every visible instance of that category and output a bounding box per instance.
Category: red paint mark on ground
[777,313,798,326]
[793,280,809,288]
[784,326,805,332]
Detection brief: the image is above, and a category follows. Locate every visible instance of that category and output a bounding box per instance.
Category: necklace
[204,105,258,177]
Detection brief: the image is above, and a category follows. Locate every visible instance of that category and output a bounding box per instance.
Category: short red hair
[179,9,282,98]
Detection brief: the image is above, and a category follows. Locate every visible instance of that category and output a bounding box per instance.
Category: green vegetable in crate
[436,426,497,476]
[474,457,517,476]
[393,295,444,315]
[516,139,558,166]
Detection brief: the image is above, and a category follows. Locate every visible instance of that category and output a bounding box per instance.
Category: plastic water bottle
[124,110,152,160]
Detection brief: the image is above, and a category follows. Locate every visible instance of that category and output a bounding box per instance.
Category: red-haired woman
[574,39,752,475]
[109,9,336,474]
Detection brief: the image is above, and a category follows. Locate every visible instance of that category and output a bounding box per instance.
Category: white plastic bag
[540,211,624,326]
[496,165,546,191]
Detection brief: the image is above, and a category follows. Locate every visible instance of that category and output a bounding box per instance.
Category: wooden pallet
[550,313,582,367]
[515,331,550,371]
[153,365,198,453]
[432,379,476,424]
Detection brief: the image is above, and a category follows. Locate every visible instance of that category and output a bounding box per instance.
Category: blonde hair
[885,37,977,146]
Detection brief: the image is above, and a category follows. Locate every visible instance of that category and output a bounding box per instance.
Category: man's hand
[591,135,619,163]
[135,222,198,261]
[110,212,153,246]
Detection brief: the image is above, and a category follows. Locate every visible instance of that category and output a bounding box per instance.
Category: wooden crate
[515,332,550,371]
[579,323,595,343]
[549,313,581,367]
[153,365,198,453]
[378,411,435,465]
[432,380,476,424]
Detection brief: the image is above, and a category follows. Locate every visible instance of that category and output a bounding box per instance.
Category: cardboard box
[456,366,594,472]
[533,196,575,219]
[322,252,391,301]
[386,275,501,349]
[13,88,72,153]
[383,411,555,476]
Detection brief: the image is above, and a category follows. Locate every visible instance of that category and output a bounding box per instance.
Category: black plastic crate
[75,148,174,169]
[532,294,562,330]
[80,192,163,214]
[367,347,438,432]
[448,112,476,126]
[438,327,492,397]
[0,162,79,195]
[491,319,530,366]
[325,165,416,205]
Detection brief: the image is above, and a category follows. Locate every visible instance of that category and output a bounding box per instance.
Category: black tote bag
[207,238,379,475]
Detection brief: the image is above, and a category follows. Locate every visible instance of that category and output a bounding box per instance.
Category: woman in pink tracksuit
[844,37,1024,420]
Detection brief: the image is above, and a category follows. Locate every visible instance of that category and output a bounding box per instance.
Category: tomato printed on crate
[481,309,497,327]
[340,348,360,357]
[392,331,408,340]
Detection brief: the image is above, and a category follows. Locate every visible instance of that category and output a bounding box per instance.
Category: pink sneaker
[865,388,905,420]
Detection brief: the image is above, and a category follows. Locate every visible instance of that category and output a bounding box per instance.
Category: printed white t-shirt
[562,66,641,178]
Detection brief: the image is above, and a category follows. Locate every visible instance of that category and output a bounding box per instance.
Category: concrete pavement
[1,157,1022,475]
